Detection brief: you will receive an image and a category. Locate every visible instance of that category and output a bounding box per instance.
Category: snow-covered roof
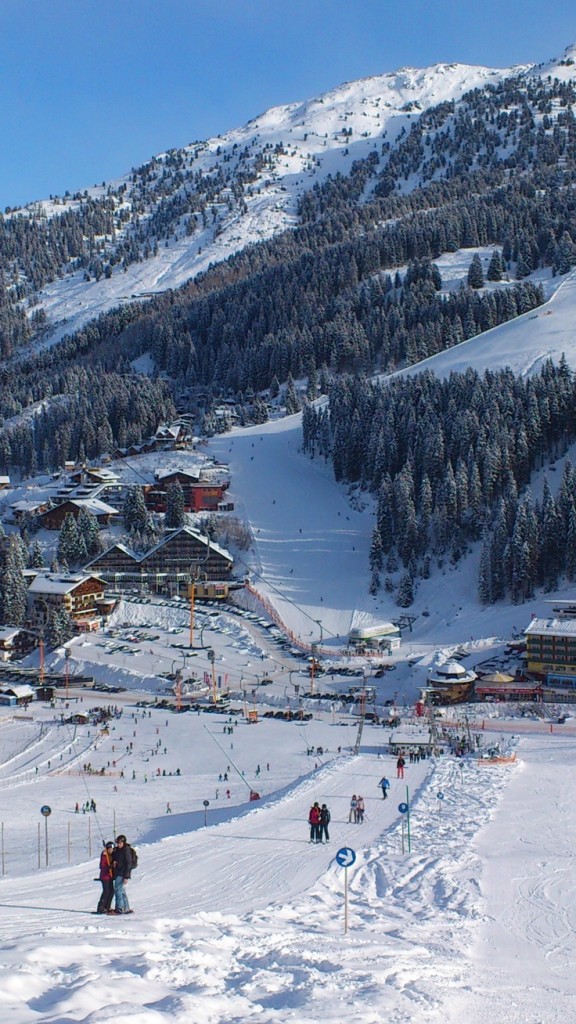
[0,684,34,698]
[0,627,21,642]
[525,617,576,639]
[68,498,120,515]
[10,499,49,512]
[428,660,477,683]
[28,574,105,595]
[155,469,201,483]
[146,525,232,564]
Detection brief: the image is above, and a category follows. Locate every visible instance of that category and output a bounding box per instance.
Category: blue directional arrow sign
[335,846,356,868]
[437,791,444,801]
[398,802,409,814]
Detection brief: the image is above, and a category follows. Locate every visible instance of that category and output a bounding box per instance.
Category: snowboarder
[378,776,390,799]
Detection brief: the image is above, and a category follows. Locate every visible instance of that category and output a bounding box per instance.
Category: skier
[378,776,390,800]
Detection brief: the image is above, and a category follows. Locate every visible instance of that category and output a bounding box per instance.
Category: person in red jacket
[96,842,114,914]
[308,802,321,843]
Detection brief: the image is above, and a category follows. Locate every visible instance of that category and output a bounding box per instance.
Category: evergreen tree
[123,485,149,533]
[76,507,102,557]
[467,253,484,289]
[396,571,414,608]
[28,539,45,569]
[0,538,27,625]
[284,374,301,414]
[58,513,86,565]
[369,527,384,572]
[486,249,504,281]
[165,480,186,529]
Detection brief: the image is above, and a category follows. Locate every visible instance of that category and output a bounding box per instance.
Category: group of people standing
[348,794,365,823]
[308,802,331,843]
[96,834,136,915]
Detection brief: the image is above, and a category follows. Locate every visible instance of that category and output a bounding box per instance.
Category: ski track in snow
[0,747,525,1024]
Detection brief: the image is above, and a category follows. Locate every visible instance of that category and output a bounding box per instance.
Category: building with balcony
[524,616,576,700]
[86,525,233,591]
[28,574,107,631]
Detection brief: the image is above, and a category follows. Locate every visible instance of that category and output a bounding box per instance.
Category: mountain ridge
[8,43,574,349]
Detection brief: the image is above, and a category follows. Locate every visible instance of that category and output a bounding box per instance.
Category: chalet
[37,497,120,530]
[146,470,230,513]
[9,498,53,523]
[153,424,187,448]
[70,466,120,487]
[0,684,35,706]
[112,442,154,459]
[28,573,107,631]
[86,525,233,591]
[0,627,32,661]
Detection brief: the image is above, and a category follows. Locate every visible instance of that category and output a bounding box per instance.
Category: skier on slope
[378,776,390,800]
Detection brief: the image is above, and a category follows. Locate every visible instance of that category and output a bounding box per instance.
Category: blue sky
[0,0,574,209]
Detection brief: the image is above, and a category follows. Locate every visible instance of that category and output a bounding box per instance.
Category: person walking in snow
[378,776,390,800]
[348,794,358,823]
[308,802,321,843]
[319,803,331,843]
[356,795,365,823]
[396,755,405,779]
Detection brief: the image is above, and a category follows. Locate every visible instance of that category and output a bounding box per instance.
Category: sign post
[437,791,444,818]
[335,847,356,934]
[398,801,409,854]
[40,805,51,867]
[203,799,210,826]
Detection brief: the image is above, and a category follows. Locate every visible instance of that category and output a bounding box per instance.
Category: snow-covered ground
[1,694,574,1024]
[2,378,576,1021]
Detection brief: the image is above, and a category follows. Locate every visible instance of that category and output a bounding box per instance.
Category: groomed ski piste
[0,703,575,1024]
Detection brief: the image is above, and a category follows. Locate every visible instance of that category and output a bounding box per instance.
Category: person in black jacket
[112,835,133,914]
[319,803,331,843]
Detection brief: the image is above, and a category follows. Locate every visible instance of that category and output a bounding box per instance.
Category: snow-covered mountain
[18,43,576,347]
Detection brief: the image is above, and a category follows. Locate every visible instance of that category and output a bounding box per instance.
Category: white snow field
[0,701,574,1024]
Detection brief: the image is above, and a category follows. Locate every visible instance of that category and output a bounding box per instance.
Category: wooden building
[37,498,120,530]
[28,574,107,630]
[86,526,233,591]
